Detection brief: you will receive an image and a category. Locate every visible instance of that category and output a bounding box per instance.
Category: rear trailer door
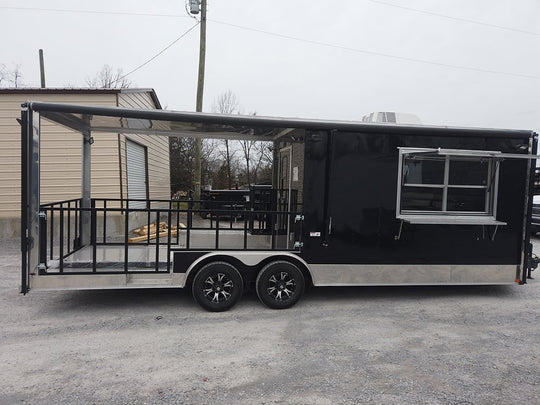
[21,107,41,293]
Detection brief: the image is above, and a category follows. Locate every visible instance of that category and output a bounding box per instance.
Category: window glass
[446,188,486,212]
[401,187,443,211]
[403,156,445,185]
[449,159,489,186]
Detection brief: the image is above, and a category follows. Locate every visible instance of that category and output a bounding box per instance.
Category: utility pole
[194,0,207,202]
[39,49,46,88]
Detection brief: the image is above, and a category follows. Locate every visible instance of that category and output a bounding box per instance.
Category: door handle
[328,216,332,235]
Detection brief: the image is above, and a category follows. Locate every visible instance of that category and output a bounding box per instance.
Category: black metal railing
[38,196,302,275]
[40,199,82,270]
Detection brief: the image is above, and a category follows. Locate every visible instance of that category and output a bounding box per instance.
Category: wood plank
[128,229,178,243]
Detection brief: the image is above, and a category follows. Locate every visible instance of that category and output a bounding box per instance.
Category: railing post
[103,199,107,244]
[74,199,79,248]
[59,207,64,273]
[176,200,180,245]
[49,208,54,260]
[270,210,276,250]
[67,201,71,252]
[187,194,193,249]
[215,215,220,249]
[243,212,248,249]
[167,206,172,272]
[39,210,47,271]
[91,200,97,272]
[124,205,129,273]
[155,210,160,272]
[147,201,151,244]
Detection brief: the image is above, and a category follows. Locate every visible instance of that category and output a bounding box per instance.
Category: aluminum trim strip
[309,264,517,286]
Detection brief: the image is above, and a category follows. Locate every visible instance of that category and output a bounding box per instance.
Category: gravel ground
[1,237,539,404]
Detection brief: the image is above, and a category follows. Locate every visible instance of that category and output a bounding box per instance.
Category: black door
[302,130,398,264]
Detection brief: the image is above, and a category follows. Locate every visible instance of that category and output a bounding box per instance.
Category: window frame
[396,147,505,225]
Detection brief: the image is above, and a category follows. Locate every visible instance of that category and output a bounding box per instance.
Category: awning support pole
[80,129,92,246]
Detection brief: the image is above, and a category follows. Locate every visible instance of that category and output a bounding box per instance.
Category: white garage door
[126,140,148,208]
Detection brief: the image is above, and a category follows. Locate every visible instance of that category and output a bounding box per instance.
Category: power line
[364,0,540,37]
[3,5,538,80]
[210,19,540,80]
[114,22,200,83]
[0,6,190,19]
[3,4,538,37]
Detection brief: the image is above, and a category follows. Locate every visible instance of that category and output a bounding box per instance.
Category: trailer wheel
[256,261,305,309]
[192,262,244,312]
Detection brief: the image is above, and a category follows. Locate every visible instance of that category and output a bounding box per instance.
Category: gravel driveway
[1,238,538,404]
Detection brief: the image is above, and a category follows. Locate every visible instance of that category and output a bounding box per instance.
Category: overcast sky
[1,0,539,131]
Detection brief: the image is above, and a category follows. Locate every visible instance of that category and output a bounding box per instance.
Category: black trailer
[21,102,538,311]
[199,189,249,219]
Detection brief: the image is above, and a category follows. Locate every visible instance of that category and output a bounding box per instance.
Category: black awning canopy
[25,101,536,142]
[32,102,287,142]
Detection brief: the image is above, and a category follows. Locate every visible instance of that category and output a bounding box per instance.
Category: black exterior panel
[173,251,209,273]
[302,130,531,266]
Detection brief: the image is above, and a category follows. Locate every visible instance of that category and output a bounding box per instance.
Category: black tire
[256,261,305,309]
[192,262,244,312]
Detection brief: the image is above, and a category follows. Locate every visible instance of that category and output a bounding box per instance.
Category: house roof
[0,88,162,110]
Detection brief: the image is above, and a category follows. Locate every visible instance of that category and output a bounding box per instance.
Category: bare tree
[0,64,24,88]
[237,111,274,186]
[12,65,23,88]
[238,138,274,186]
[239,139,255,185]
[212,90,240,189]
[0,64,7,86]
[86,64,131,88]
[211,91,274,188]
[212,90,239,115]
[170,136,218,193]
[253,141,273,184]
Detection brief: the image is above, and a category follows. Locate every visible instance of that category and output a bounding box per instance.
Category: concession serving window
[396,148,506,225]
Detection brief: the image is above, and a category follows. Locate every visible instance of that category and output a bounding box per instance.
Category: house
[0,88,170,237]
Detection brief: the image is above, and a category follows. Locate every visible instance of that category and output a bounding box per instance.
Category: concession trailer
[20,102,538,311]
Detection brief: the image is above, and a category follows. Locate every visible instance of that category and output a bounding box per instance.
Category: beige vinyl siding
[0,97,27,220]
[0,93,118,219]
[117,92,170,202]
[0,89,163,237]
[117,90,157,110]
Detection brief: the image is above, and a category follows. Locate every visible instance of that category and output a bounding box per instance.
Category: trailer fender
[181,251,312,288]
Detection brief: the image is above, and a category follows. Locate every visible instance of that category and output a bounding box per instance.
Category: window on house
[396,148,505,225]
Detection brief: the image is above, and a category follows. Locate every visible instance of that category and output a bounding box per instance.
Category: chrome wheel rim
[202,273,234,303]
[267,271,296,301]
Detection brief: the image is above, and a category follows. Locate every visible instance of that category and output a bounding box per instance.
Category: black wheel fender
[256,260,305,309]
[191,261,244,312]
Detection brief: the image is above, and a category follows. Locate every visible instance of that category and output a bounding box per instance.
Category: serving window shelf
[397,214,507,226]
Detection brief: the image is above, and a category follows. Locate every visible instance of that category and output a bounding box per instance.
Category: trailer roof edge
[23,101,536,140]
